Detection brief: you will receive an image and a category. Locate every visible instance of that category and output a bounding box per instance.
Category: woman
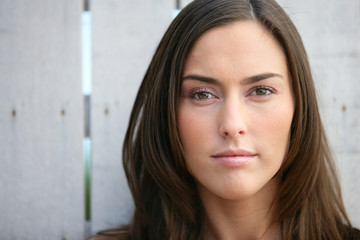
[93,0,359,239]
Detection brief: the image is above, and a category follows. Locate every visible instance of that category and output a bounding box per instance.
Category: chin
[198,176,280,202]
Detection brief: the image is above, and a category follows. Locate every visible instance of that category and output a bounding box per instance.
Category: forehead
[183,20,288,80]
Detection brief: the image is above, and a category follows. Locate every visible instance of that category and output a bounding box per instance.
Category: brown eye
[252,87,273,96]
[189,88,218,103]
[197,92,212,99]
[256,88,269,95]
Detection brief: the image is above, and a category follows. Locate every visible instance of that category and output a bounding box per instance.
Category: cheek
[177,105,216,156]
[179,108,204,143]
[250,102,294,154]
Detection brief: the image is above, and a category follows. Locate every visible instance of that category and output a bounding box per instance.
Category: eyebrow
[181,73,283,85]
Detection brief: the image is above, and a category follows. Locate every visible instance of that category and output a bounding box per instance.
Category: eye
[194,91,213,99]
[250,86,275,96]
[255,88,271,95]
[189,89,217,100]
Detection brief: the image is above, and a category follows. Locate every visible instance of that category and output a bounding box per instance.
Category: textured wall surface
[0,0,84,239]
[91,0,174,234]
[0,0,358,239]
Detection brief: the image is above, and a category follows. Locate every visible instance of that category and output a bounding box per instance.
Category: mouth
[211,149,257,167]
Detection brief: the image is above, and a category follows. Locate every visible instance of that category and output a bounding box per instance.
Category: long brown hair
[95,0,355,239]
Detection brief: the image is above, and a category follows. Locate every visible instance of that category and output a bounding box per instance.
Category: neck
[200,178,281,240]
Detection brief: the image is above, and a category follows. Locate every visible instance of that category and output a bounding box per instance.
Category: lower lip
[212,155,256,167]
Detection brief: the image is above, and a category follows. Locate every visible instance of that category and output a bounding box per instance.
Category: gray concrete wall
[0,0,358,239]
[0,0,84,239]
[90,0,174,234]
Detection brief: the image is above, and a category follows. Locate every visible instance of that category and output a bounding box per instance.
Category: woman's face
[177,21,294,201]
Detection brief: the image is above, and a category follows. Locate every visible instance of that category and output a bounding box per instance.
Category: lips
[211,149,257,167]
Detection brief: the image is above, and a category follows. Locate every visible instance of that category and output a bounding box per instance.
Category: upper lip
[212,149,257,157]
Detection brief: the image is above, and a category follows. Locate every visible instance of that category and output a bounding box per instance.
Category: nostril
[220,124,246,137]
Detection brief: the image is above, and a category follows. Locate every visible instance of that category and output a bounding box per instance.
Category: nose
[219,99,247,138]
